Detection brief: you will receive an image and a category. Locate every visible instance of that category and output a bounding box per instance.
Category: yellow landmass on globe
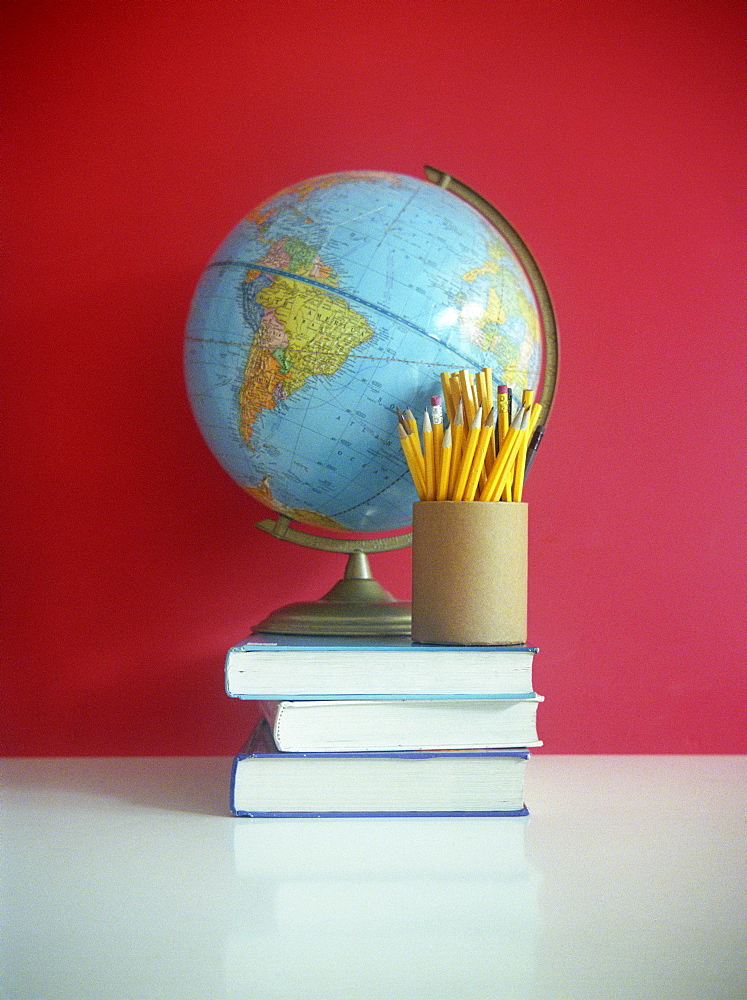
[238,274,374,446]
[254,276,373,395]
[462,257,504,284]
[460,240,540,389]
[516,284,540,341]
[484,286,506,325]
[501,289,540,389]
[245,478,348,531]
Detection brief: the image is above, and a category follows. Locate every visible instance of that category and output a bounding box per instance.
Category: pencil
[458,369,477,427]
[481,368,494,412]
[512,410,531,502]
[404,407,424,465]
[478,407,526,502]
[494,387,511,499]
[436,423,452,500]
[451,405,483,501]
[448,399,465,497]
[495,408,530,502]
[462,406,496,502]
[497,385,510,447]
[422,408,436,500]
[526,402,542,439]
[403,407,426,487]
[431,395,444,485]
[449,373,463,426]
[524,424,544,480]
[475,369,487,412]
[440,372,456,424]
[397,424,426,499]
[512,397,536,501]
[518,402,543,485]
[481,369,496,470]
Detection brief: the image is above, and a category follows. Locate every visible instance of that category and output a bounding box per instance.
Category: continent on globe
[461,240,541,385]
[244,476,347,532]
[185,170,545,533]
[238,237,374,446]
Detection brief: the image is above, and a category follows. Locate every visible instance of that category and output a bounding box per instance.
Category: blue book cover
[230,720,530,818]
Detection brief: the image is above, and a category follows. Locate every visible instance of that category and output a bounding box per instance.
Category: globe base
[253,549,411,636]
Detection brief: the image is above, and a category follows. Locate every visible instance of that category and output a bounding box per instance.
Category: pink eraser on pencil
[497,385,509,394]
[431,395,441,406]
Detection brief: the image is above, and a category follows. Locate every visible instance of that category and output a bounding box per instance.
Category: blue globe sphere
[185,170,543,532]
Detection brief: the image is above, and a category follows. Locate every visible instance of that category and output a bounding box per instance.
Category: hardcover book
[260,695,543,752]
[230,720,530,818]
[226,634,537,700]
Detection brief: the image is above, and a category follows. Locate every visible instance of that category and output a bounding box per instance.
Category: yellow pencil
[514,402,543,498]
[481,368,494,411]
[436,423,452,500]
[431,395,444,485]
[451,405,483,501]
[480,369,496,469]
[496,386,512,499]
[463,406,496,502]
[489,408,530,502]
[475,369,486,412]
[449,373,463,425]
[512,389,535,495]
[527,401,542,438]
[440,372,456,424]
[397,424,426,499]
[478,407,526,501]
[448,399,465,497]
[404,407,423,464]
[422,408,436,500]
[496,385,510,447]
[512,409,531,502]
[404,407,426,487]
[458,369,477,427]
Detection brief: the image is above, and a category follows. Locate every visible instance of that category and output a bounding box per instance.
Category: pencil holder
[411,501,528,645]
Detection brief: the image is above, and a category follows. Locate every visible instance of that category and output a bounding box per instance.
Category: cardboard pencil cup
[411,501,528,646]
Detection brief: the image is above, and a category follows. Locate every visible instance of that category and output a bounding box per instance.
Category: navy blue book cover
[231,721,530,818]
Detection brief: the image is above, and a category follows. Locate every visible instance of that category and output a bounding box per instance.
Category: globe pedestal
[253,541,411,636]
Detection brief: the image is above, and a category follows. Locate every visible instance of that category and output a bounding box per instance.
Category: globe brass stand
[252,515,412,636]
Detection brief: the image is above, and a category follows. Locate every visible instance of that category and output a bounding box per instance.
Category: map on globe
[185,171,543,534]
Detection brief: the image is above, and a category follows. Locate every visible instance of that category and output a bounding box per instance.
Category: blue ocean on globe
[184,171,542,533]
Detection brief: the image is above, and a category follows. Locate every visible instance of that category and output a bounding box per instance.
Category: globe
[184,169,551,536]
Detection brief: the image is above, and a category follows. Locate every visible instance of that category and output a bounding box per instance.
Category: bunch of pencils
[397,368,543,502]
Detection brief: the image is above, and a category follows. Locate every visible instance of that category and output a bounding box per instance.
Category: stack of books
[226,635,542,817]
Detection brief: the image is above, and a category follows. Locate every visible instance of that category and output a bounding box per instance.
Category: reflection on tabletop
[226,816,540,1000]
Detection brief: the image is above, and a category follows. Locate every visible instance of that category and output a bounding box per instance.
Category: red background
[2,0,745,755]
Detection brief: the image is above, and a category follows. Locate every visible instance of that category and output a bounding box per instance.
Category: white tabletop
[2,755,745,1000]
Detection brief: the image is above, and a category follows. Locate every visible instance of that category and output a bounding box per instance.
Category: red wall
[3,0,745,755]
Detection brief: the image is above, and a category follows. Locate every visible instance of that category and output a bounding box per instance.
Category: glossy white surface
[2,756,745,999]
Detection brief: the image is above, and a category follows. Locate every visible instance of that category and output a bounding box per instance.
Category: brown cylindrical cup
[411,501,528,645]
